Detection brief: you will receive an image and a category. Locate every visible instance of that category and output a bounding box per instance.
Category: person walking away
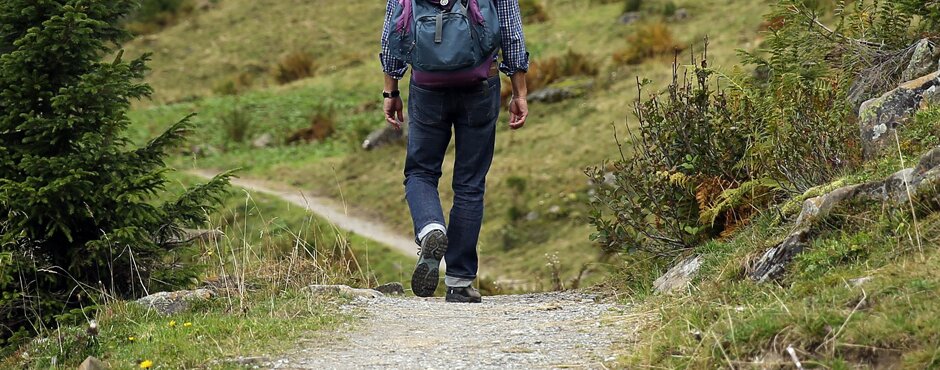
[380,0,529,302]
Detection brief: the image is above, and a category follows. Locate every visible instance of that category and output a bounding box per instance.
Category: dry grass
[272,51,317,85]
[613,21,684,65]
[519,0,550,24]
[500,49,600,101]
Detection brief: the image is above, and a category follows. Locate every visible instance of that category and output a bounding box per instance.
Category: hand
[383,97,404,130]
[509,96,528,130]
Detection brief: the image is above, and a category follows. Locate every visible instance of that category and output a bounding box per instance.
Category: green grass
[5,291,349,369]
[127,0,773,289]
[613,121,940,368]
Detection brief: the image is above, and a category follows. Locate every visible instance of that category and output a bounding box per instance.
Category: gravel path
[268,292,622,369]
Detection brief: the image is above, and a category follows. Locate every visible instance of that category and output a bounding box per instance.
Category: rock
[668,8,690,22]
[161,228,223,247]
[528,87,577,104]
[362,123,406,150]
[78,356,109,370]
[252,133,274,149]
[373,282,405,295]
[525,211,540,222]
[618,11,642,25]
[901,39,940,82]
[307,284,384,299]
[849,277,873,287]
[751,146,940,282]
[653,256,702,294]
[136,289,214,315]
[859,71,940,159]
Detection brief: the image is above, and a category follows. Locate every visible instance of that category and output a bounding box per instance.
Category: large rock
[362,123,406,150]
[859,71,940,159]
[750,146,940,282]
[373,282,405,295]
[136,289,215,315]
[78,357,109,370]
[653,256,701,294]
[528,80,593,104]
[901,39,940,82]
[307,284,384,299]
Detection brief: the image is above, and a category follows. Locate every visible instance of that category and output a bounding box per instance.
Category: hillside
[125,0,771,288]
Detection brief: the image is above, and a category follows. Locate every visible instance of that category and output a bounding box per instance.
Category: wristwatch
[382,90,401,99]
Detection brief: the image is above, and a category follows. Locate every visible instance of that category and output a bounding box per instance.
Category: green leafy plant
[0,0,230,345]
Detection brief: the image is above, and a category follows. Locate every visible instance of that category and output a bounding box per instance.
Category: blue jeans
[404,76,501,284]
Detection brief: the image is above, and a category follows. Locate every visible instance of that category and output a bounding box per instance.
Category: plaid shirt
[380,0,530,79]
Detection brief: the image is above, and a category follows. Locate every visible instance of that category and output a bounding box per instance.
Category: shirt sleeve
[380,0,408,80]
[496,0,530,76]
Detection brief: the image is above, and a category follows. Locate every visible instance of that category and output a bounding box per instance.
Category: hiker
[380,0,529,302]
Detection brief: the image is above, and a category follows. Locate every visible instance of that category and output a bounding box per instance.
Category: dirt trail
[190,170,423,262]
[270,292,626,369]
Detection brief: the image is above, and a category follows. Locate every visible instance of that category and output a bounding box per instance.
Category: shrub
[0,0,229,344]
[501,49,599,101]
[213,72,254,96]
[220,103,253,147]
[624,0,642,13]
[272,51,317,85]
[589,0,933,257]
[613,21,683,65]
[519,0,549,24]
[125,0,195,35]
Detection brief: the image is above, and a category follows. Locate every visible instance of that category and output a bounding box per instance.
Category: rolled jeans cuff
[445,276,474,288]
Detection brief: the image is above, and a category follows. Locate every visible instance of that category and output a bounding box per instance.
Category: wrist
[382,90,401,99]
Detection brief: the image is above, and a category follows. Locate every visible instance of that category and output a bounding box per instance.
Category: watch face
[440,0,449,5]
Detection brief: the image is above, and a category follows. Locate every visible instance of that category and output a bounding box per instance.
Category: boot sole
[411,231,447,297]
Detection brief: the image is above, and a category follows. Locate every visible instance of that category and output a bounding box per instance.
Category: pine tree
[0,0,230,344]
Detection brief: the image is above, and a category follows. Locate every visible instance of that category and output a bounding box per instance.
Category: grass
[611,115,940,368]
[1,171,413,368]
[126,0,772,289]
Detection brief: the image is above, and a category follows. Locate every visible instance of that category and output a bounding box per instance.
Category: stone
[362,123,406,150]
[849,277,873,287]
[136,289,215,315]
[373,282,405,295]
[901,39,940,82]
[307,284,384,299]
[653,256,702,294]
[252,133,274,148]
[668,8,690,22]
[858,71,940,159]
[528,87,577,104]
[618,11,642,25]
[751,146,940,282]
[78,356,109,370]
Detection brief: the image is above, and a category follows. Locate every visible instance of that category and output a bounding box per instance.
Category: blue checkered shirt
[380,0,530,79]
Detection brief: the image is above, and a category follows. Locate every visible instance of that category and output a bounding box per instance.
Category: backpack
[386,0,501,87]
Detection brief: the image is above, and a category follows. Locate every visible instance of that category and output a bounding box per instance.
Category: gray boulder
[901,39,940,82]
[78,357,109,370]
[373,282,405,295]
[618,11,642,25]
[136,289,215,315]
[858,71,940,159]
[307,284,384,299]
[750,146,940,282]
[528,88,577,104]
[252,133,274,149]
[653,256,702,294]
[362,123,406,151]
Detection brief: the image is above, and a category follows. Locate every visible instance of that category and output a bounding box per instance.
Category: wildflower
[139,359,153,368]
[128,336,136,342]
[183,322,193,327]
[168,320,177,327]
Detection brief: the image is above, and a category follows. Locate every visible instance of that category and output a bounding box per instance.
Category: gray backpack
[386,0,501,87]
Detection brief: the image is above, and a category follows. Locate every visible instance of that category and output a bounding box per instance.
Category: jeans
[404,75,501,285]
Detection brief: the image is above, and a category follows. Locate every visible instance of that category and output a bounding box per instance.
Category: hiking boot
[445,286,482,303]
[411,230,447,297]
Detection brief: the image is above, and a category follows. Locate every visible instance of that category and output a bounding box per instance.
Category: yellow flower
[139,359,153,368]
[207,250,214,256]
[168,320,177,327]
[128,336,136,342]
[183,322,192,327]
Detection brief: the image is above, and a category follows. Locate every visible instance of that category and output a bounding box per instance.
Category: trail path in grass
[269,292,629,369]
[190,170,422,261]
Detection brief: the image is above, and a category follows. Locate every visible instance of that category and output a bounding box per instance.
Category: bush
[624,0,642,13]
[519,0,549,24]
[613,21,683,65]
[0,0,229,345]
[125,0,195,35]
[501,49,599,101]
[589,0,933,257]
[220,103,253,147]
[272,51,317,85]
